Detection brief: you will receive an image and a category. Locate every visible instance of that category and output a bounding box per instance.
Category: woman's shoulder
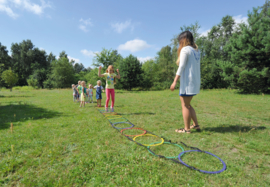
[183,46,199,54]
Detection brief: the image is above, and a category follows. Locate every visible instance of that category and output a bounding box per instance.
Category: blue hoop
[178,150,227,174]
[112,122,135,129]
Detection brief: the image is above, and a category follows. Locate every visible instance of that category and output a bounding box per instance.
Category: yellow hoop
[104,113,117,116]
[133,134,164,147]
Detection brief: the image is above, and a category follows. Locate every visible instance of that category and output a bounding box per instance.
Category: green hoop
[147,142,184,159]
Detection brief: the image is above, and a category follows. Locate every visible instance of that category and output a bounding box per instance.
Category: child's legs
[105,89,111,108]
[90,95,93,101]
[111,89,115,108]
[180,96,193,130]
[73,95,76,102]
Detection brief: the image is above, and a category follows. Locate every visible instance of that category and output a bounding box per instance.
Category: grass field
[0,88,270,186]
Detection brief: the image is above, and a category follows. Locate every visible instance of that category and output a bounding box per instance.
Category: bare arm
[116,69,120,79]
[98,66,104,77]
[170,75,180,91]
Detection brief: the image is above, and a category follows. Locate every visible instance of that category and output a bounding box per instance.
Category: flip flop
[175,128,191,133]
[190,124,201,131]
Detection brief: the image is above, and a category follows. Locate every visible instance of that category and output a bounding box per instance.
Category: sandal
[175,128,191,133]
[190,124,201,130]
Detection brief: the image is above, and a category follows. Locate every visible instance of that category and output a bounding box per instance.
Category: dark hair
[176,31,197,65]
[178,31,195,45]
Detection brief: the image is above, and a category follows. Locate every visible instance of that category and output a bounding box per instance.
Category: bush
[12,86,35,90]
[43,79,54,89]
[27,77,38,88]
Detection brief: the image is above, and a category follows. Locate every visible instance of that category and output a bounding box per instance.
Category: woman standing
[170,31,201,133]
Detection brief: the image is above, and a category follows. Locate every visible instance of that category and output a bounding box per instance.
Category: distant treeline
[1,1,269,93]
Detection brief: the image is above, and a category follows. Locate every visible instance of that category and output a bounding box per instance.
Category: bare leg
[180,96,193,130]
[190,105,199,126]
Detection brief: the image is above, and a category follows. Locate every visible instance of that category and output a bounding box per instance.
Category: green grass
[0,88,269,186]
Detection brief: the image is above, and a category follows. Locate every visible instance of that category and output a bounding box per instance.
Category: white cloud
[200,29,211,37]
[68,56,80,63]
[233,15,248,25]
[81,49,99,57]
[118,39,151,52]
[111,20,135,34]
[0,3,19,19]
[0,0,7,4]
[79,18,93,32]
[0,0,51,18]
[13,0,51,15]
[137,56,154,63]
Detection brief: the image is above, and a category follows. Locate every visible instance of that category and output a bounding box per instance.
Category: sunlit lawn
[0,88,269,186]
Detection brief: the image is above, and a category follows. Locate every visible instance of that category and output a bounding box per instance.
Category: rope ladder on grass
[96,107,227,174]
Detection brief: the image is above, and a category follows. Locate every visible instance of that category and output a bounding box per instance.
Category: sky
[0,0,266,68]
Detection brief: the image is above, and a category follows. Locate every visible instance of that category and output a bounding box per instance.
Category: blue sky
[0,0,266,68]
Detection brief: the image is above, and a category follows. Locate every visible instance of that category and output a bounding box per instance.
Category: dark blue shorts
[179,91,196,97]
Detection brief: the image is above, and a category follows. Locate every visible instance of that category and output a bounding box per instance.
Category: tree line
[0,0,269,93]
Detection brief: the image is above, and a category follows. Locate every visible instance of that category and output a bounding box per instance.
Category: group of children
[72,65,120,112]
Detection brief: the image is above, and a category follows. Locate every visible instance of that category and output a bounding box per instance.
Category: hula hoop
[104,113,117,116]
[112,122,135,129]
[178,150,227,174]
[120,127,147,137]
[110,118,128,123]
[109,118,126,122]
[133,134,164,147]
[106,115,123,119]
[147,142,184,159]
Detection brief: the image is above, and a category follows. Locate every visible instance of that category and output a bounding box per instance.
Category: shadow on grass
[0,103,62,130]
[118,112,156,115]
[202,124,266,133]
[0,95,32,98]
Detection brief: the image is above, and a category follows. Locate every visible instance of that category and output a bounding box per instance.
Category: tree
[59,51,68,59]
[156,46,175,85]
[45,57,75,88]
[47,52,56,64]
[0,43,11,87]
[141,59,159,89]
[118,55,143,90]
[93,48,122,70]
[74,63,85,73]
[28,68,48,88]
[0,43,11,71]
[1,68,19,91]
[194,15,237,89]
[10,40,49,86]
[85,68,99,86]
[223,5,270,93]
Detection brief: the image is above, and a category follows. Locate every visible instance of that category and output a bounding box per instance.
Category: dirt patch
[231,148,238,153]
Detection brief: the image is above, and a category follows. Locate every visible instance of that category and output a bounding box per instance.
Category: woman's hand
[116,69,119,73]
[170,75,180,91]
[170,82,176,91]
[99,66,102,70]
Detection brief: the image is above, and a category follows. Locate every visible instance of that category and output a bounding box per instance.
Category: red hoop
[120,127,147,137]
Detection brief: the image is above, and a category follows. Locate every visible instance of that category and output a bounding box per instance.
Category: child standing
[87,84,94,103]
[79,81,87,107]
[94,80,104,107]
[72,84,77,102]
[98,65,120,112]
[76,81,81,102]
